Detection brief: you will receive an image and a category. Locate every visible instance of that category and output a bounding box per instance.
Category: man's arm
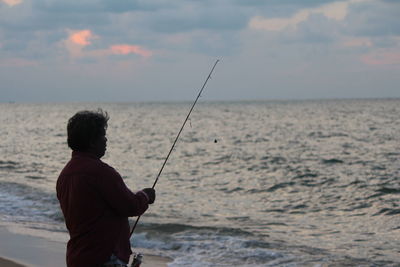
[95,164,152,217]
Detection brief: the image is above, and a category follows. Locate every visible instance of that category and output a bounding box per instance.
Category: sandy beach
[0,257,25,267]
[0,226,171,267]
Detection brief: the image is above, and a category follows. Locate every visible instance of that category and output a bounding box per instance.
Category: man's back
[57,151,149,266]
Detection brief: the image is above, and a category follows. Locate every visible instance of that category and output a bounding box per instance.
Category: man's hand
[142,188,156,204]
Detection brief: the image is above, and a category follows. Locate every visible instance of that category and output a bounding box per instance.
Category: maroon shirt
[56,151,149,267]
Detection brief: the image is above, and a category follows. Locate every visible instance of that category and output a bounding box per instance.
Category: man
[57,110,155,267]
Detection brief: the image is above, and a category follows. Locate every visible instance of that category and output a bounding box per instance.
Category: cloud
[361,49,400,65]
[248,0,368,32]
[144,1,248,33]
[61,29,153,60]
[342,37,372,47]
[1,0,400,102]
[34,0,165,14]
[1,0,22,7]
[342,0,400,37]
[62,30,97,58]
[68,29,96,46]
[246,0,400,59]
[110,44,152,57]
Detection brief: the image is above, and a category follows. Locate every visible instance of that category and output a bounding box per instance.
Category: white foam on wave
[0,185,59,223]
[131,230,288,267]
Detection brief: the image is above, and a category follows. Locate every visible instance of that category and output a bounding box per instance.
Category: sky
[0,0,399,102]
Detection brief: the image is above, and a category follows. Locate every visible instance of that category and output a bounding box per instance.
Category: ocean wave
[136,222,254,237]
[374,208,400,216]
[132,224,283,267]
[368,187,400,199]
[321,158,344,165]
[0,160,19,169]
[0,182,60,224]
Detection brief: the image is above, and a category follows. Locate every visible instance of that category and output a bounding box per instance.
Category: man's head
[67,109,109,158]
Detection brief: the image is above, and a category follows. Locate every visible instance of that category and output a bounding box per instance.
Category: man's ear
[88,138,96,149]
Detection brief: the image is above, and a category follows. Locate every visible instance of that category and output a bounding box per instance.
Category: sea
[0,99,399,267]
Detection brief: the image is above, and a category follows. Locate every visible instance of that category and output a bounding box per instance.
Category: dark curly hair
[67,109,109,151]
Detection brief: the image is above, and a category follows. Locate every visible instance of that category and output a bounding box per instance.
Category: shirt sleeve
[137,190,150,202]
[94,163,149,217]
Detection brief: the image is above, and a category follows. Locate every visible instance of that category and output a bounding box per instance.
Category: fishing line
[130,59,220,237]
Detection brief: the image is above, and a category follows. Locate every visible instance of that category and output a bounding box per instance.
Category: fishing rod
[130,59,220,237]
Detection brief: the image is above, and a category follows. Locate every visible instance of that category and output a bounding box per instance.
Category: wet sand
[0,257,25,267]
[0,226,171,267]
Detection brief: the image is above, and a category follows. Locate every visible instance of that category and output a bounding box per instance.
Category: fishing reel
[130,253,143,267]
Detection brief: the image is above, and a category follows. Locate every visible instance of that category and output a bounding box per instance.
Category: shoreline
[0,226,171,267]
[0,257,25,267]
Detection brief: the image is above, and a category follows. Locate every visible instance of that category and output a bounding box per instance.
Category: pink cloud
[69,30,95,46]
[361,51,400,65]
[62,29,153,60]
[110,44,152,57]
[1,0,22,6]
